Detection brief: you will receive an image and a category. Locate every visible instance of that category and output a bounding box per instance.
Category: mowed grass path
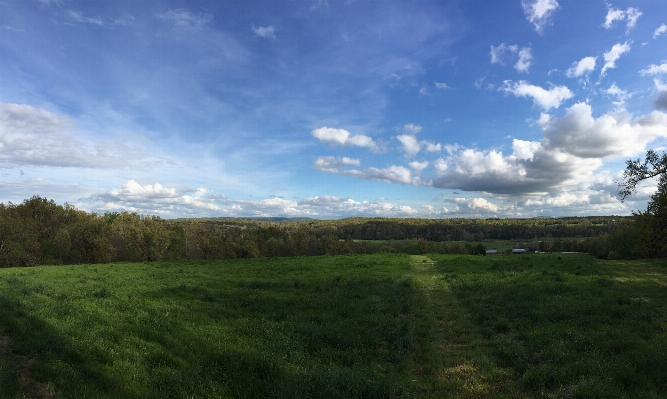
[0,253,666,398]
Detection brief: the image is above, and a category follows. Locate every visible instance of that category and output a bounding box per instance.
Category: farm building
[512,248,527,254]
[485,249,500,255]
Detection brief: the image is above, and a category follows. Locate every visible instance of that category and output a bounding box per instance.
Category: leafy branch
[617,150,667,202]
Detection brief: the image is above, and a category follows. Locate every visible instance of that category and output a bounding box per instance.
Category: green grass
[0,253,665,398]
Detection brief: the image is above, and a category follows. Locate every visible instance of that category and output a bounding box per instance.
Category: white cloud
[156,9,212,28]
[566,56,596,77]
[601,41,631,76]
[91,180,220,215]
[424,142,442,152]
[522,0,559,33]
[401,123,422,135]
[625,8,642,30]
[656,79,667,91]
[435,82,452,90]
[603,8,625,29]
[252,25,276,39]
[311,127,379,151]
[640,61,667,76]
[512,139,541,160]
[426,103,667,196]
[605,83,630,101]
[313,156,360,173]
[501,81,574,111]
[654,24,667,38]
[542,102,667,158]
[362,165,418,184]
[514,47,532,73]
[313,157,425,186]
[447,197,501,214]
[68,11,104,26]
[490,43,518,65]
[397,135,421,156]
[603,7,642,31]
[0,102,159,169]
[409,160,429,171]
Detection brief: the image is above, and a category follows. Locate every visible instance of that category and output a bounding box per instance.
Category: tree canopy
[618,149,667,202]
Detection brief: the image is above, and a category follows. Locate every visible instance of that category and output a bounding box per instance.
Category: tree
[52,229,71,263]
[618,149,667,257]
[618,150,667,202]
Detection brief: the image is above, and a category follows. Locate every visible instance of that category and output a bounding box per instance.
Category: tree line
[0,195,643,268]
[1,149,665,268]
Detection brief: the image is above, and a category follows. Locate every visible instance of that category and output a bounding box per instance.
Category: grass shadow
[436,254,667,398]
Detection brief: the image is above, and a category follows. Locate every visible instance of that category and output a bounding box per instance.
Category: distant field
[0,253,666,398]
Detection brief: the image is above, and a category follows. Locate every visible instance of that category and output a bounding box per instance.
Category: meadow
[0,253,665,398]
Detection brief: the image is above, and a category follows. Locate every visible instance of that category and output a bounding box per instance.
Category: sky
[1,0,667,219]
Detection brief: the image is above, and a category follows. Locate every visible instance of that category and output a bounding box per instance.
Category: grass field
[0,253,665,398]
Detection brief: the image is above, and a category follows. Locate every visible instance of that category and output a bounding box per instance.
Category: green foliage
[615,149,667,258]
[0,195,645,268]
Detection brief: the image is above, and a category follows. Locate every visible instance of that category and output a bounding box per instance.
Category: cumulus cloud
[522,0,559,33]
[428,103,667,195]
[90,180,220,215]
[542,102,667,158]
[0,102,158,169]
[566,56,596,77]
[655,91,667,112]
[640,61,667,76]
[90,180,369,218]
[313,156,360,172]
[362,165,418,184]
[601,41,631,76]
[655,24,667,39]
[311,127,379,151]
[424,142,442,152]
[252,25,276,39]
[394,124,444,156]
[603,7,642,31]
[446,197,501,214]
[501,81,574,111]
[400,123,422,135]
[313,156,424,186]
[409,160,429,171]
[605,83,631,102]
[397,134,421,156]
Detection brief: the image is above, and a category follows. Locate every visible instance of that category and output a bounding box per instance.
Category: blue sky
[1,0,667,218]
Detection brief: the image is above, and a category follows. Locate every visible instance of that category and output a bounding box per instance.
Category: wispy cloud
[603,6,642,32]
[654,24,667,39]
[640,61,667,76]
[515,47,532,73]
[252,25,276,39]
[156,9,212,28]
[434,82,452,90]
[490,44,532,73]
[566,56,596,77]
[522,0,559,33]
[0,103,161,169]
[601,41,631,76]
